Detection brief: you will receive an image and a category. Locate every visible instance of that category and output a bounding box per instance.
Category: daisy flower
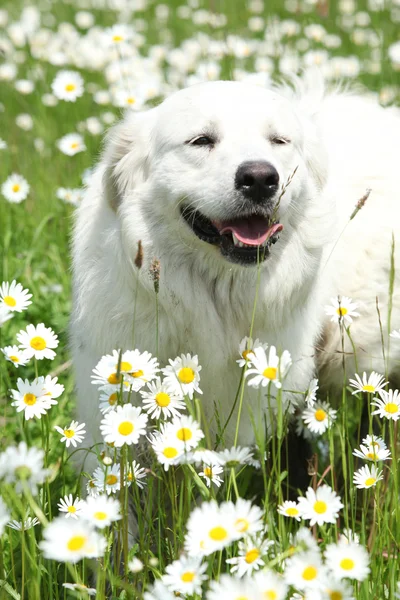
[57,133,86,156]
[297,485,343,526]
[389,329,400,340]
[0,280,32,312]
[112,87,145,110]
[214,445,255,468]
[51,70,84,102]
[284,551,328,590]
[325,296,360,324]
[0,497,10,536]
[1,174,30,204]
[148,431,185,471]
[127,460,147,489]
[140,377,185,419]
[226,534,273,577]
[105,24,133,45]
[162,353,202,399]
[39,375,65,399]
[92,464,123,495]
[199,462,224,487]
[301,401,337,434]
[120,349,159,391]
[128,558,144,573]
[166,415,204,450]
[99,386,120,414]
[184,500,240,557]
[349,371,387,396]
[340,528,360,545]
[305,378,319,408]
[8,517,40,530]
[100,403,148,447]
[80,495,122,528]
[353,464,383,489]
[324,539,370,581]
[245,345,292,390]
[277,500,302,521]
[58,494,85,519]
[294,527,320,554]
[323,578,355,599]
[236,336,267,367]
[162,556,208,595]
[62,584,96,597]
[227,497,264,537]
[362,434,387,452]
[1,345,30,368]
[40,516,106,563]
[207,574,259,600]
[371,389,400,420]
[353,442,391,462]
[0,442,49,495]
[54,421,86,447]
[11,378,55,420]
[56,187,83,207]
[252,569,288,600]
[17,323,59,360]
[144,580,175,600]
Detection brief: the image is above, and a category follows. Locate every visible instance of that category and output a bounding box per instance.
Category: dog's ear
[102,109,155,211]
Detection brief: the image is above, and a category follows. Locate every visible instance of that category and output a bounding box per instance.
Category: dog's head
[103,80,329,267]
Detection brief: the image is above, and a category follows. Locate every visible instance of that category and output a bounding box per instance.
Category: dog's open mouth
[181,207,283,265]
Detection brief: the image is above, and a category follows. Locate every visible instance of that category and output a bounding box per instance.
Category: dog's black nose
[235,160,279,204]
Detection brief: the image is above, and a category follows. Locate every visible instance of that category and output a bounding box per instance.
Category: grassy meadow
[0,0,400,598]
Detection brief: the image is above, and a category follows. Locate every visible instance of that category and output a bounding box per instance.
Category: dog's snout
[235,161,279,203]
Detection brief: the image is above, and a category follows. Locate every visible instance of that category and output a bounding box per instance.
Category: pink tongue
[214,217,283,246]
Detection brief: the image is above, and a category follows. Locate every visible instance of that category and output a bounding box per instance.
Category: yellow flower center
[245,548,260,563]
[10,355,19,362]
[23,393,37,406]
[67,535,86,551]
[131,369,144,378]
[163,447,178,459]
[112,34,124,42]
[366,452,378,460]
[108,393,117,405]
[313,500,327,514]
[263,367,277,380]
[302,565,317,581]
[67,505,76,513]
[106,474,118,485]
[107,372,122,385]
[314,409,327,421]
[365,477,376,486]
[329,592,343,600]
[30,336,46,351]
[119,361,132,372]
[181,571,195,583]
[3,295,16,307]
[242,349,253,360]
[336,307,348,316]
[385,402,399,414]
[235,518,249,532]
[362,384,375,392]
[127,97,136,104]
[155,392,170,407]
[264,592,277,600]
[203,466,212,478]
[285,507,299,516]
[63,429,75,438]
[176,427,192,442]
[340,558,355,571]
[209,526,228,541]
[118,421,134,436]
[12,184,21,193]
[94,511,107,521]
[65,83,76,92]
[178,367,195,384]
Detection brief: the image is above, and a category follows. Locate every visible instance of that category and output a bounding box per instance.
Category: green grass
[0,0,400,598]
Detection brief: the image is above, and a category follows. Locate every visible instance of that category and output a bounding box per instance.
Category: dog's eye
[271,136,290,145]
[188,135,215,147]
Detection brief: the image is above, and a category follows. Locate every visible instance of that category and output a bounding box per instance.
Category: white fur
[71,79,400,459]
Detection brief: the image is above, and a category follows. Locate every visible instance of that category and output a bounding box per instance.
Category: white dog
[71,79,400,458]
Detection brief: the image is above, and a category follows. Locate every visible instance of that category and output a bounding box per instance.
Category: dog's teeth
[232,233,243,247]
